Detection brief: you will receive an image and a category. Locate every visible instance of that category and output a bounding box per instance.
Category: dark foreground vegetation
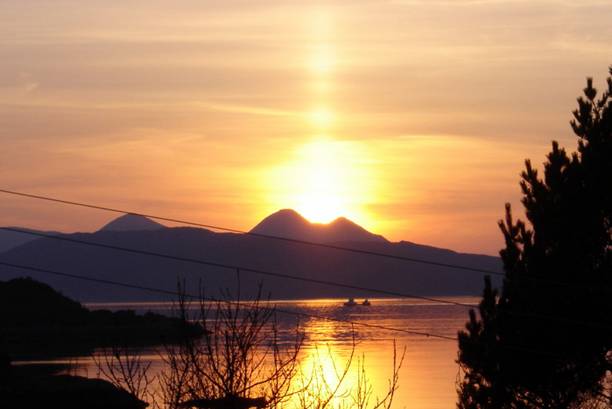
[457,68,612,408]
[1,363,147,409]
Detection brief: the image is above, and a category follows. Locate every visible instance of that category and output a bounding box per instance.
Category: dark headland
[1,277,201,409]
[0,277,201,359]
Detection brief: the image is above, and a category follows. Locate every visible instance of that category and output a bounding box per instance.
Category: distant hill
[250,209,387,243]
[0,210,501,301]
[0,215,164,254]
[0,227,61,253]
[99,214,166,232]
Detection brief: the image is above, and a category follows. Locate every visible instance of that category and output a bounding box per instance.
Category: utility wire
[0,188,504,277]
[3,226,611,331]
[0,260,457,341]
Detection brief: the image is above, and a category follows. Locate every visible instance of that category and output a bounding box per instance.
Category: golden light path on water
[292,300,462,409]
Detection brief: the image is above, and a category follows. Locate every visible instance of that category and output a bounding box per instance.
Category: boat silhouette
[343,298,357,307]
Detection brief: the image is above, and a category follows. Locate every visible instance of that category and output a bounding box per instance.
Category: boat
[343,298,357,307]
[362,299,371,306]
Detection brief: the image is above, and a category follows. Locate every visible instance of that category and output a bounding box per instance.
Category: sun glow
[265,139,379,227]
[308,107,334,128]
[309,44,335,75]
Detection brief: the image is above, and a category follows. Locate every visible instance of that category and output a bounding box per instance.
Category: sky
[1,0,610,255]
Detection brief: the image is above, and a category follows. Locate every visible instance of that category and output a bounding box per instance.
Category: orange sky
[1,1,610,255]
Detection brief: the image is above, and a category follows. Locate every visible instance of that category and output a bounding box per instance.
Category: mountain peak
[250,209,387,243]
[329,216,353,226]
[270,209,309,222]
[99,213,166,232]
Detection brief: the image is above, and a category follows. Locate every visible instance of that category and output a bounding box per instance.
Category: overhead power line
[0,260,457,341]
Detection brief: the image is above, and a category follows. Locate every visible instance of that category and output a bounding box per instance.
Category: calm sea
[22,297,479,409]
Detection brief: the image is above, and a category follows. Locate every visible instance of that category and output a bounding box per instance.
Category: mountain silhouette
[99,214,165,232]
[0,227,60,253]
[0,209,502,301]
[0,215,164,252]
[250,209,387,243]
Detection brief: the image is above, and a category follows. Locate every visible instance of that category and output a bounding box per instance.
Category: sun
[309,44,335,75]
[265,138,378,226]
[309,107,334,129]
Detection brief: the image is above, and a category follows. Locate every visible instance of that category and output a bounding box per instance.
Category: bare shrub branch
[93,344,153,402]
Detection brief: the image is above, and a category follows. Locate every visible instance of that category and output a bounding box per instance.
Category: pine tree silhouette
[457,67,612,409]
